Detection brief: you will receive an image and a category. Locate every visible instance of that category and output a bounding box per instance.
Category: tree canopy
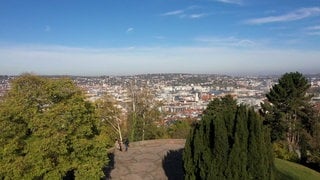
[183,95,274,180]
[261,72,320,167]
[0,74,112,179]
[127,84,164,141]
[167,119,193,139]
[263,72,312,141]
[95,94,124,142]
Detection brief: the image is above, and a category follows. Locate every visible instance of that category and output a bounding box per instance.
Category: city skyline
[1,0,320,76]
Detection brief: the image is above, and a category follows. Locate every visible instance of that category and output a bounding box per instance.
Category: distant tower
[195,93,199,102]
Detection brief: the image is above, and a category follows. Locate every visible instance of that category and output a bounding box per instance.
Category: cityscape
[2,73,320,125]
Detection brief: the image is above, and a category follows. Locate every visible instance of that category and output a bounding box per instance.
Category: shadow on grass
[162,148,184,180]
[102,153,115,180]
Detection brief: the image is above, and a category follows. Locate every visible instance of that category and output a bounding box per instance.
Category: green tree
[127,84,164,141]
[96,94,124,142]
[183,95,274,180]
[308,116,320,168]
[247,108,274,179]
[167,119,192,139]
[0,74,112,179]
[262,72,313,157]
[225,106,249,179]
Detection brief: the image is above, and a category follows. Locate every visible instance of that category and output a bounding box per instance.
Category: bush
[273,141,299,162]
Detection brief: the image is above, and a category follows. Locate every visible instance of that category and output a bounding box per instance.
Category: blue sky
[0,0,320,75]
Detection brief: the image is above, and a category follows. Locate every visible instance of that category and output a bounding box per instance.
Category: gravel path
[106,139,186,180]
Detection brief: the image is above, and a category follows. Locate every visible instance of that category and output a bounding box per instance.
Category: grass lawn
[275,158,320,180]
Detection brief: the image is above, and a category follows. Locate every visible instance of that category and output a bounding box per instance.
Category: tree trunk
[117,119,123,142]
[142,113,145,141]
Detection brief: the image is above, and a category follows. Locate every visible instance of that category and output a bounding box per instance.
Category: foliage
[183,95,274,180]
[307,116,320,170]
[275,158,320,180]
[95,94,124,142]
[167,119,192,139]
[261,72,320,166]
[260,102,287,142]
[0,74,112,179]
[127,84,164,141]
[262,72,312,148]
[273,141,299,162]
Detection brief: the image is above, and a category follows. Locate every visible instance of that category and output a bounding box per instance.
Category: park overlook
[1,72,320,179]
[1,0,320,179]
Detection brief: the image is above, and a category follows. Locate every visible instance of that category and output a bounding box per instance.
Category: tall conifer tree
[183,95,274,180]
[262,72,313,157]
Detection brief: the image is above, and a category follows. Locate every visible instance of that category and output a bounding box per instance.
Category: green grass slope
[275,158,320,180]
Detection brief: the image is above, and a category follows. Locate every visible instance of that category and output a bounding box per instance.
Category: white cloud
[307,32,320,36]
[214,0,242,5]
[189,13,208,19]
[186,5,202,10]
[161,10,184,16]
[245,7,320,25]
[306,25,320,30]
[161,7,208,19]
[195,36,256,47]
[126,27,134,33]
[305,25,320,36]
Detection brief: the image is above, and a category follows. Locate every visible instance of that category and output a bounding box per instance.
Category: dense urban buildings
[1,73,320,125]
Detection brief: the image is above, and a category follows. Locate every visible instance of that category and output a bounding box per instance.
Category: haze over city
[1,0,320,76]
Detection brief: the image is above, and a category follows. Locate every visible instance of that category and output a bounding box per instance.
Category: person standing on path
[124,138,129,151]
